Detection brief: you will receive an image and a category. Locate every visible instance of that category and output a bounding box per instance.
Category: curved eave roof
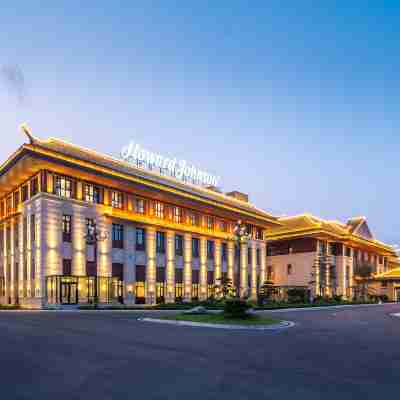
[266,214,394,254]
[0,135,281,226]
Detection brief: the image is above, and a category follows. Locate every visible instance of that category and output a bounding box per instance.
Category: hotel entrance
[60,279,78,304]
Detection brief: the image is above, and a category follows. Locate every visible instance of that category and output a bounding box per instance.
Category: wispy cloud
[0,64,27,104]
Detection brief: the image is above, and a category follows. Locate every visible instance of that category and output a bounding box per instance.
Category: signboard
[121,141,220,187]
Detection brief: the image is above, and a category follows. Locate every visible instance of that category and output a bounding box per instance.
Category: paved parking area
[0,303,399,400]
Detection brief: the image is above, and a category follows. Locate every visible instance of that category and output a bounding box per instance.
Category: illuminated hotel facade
[0,128,398,308]
[0,129,281,308]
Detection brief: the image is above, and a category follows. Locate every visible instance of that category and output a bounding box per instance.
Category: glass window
[222,243,227,261]
[206,216,214,230]
[287,264,292,275]
[55,176,72,198]
[30,214,36,242]
[30,177,38,197]
[6,196,12,215]
[135,198,145,214]
[220,220,227,232]
[111,191,123,209]
[21,185,28,202]
[156,231,165,253]
[154,202,164,219]
[256,248,260,265]
[192,238,200,257]
[173,206,181,223]
[112,224,124,248]
[188,212,199,226]
[84,184,101,204]
[175,235,183,256]
[13,192,20,211]
[207,240,214,259]
[136,228,145,251]
[62,215,72,242]
[255,228,263,240]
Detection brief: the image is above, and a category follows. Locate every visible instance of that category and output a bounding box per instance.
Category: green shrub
[287,288,309,303]
[223,299,251,319]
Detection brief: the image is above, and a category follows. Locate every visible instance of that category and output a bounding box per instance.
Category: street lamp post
[233,220,251,299]
[84,220,108,305]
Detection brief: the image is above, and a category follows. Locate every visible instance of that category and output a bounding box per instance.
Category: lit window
[111,191,123,209]
[55,176,72,198]
[173,206,181,223]
[85,184,101,204]
[220,220,227,232]
[154,202,164,219]
[189,212,198,226]
[135,198,145,214]
[206,216,214,230]
[62,215,72,242]
[287,264,292,275]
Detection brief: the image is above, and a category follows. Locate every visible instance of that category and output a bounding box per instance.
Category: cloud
[0,64,27,104]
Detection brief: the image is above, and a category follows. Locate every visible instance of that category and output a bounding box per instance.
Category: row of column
[142,227,267,304]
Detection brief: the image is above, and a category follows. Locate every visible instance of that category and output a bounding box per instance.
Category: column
[145,227,156,304]
[97,215,112,303]
[213,239,222,297]
[183,233,192,302]
[199,237,207,300]
[9,220,15,304]
[72,205,87,276]
[315,241,320,297]
[124,226,136,305]
[240,241,249,298]
[3,223,9,303]
[165,230,175,303]
[18,215,24,301]
[250,242,257,300]
[348,248,354,299]
[260,242,267,285]
[26,212,32,298]
[227,241,235,287]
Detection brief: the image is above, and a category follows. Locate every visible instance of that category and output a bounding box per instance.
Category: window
[222,243,227,261]
[21,185,28,202]
[111,191,123,209]
[135,198,145,214]
[54,176,72,198]
[379,256,383,264]
[188,212,199,226]
[13,192,20,212]
[220,220,227,232]
[6,197,12,215]
[136,228,145,251]
[30,214,36,242]
[175,235,183,256]
[84,184,102,204]
[207,240,214,259]
[14,223,19,248]
[173,206,181,223]
[192,238,200,257]
[267,266,274,281]
[156,231,165,253]
[267,246,272,256]
[287,264,292,275]
[256,248,260,265]
[0,201,4,218]
[154,202,164,219]
[112,224,124,248]
[255,228,263,240]
[30,177,38,197]
[248,248,252,264]
[206,216,214,230]
[346,247,351,257]
[62,215,72,242]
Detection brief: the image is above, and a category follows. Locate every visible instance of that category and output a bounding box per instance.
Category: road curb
[138,317,295,331]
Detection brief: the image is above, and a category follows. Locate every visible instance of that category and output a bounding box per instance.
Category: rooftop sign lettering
[120,141,220,188]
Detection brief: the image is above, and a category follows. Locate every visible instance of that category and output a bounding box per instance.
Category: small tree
[214,275,235,299]
[258,280,275,305]
[354,262,374,301]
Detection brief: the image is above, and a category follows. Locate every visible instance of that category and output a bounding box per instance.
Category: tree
[214,275,235,299]
[353,262,374,301]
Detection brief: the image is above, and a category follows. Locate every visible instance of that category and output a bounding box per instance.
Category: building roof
[266,213,394,254]
[0,126,281,226]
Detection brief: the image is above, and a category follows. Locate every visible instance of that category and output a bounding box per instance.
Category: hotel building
[0,129,280,308]
[0,128,398,308]
[265,214,397,300]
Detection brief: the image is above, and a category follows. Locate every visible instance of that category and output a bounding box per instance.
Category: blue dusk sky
[1,2,399,244]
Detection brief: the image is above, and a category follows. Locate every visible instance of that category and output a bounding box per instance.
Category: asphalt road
[0,304,399,400]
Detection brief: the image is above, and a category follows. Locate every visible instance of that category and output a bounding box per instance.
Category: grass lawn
[159,313,281,326]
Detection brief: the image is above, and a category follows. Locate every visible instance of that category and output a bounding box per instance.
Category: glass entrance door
[60,281,78,304]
